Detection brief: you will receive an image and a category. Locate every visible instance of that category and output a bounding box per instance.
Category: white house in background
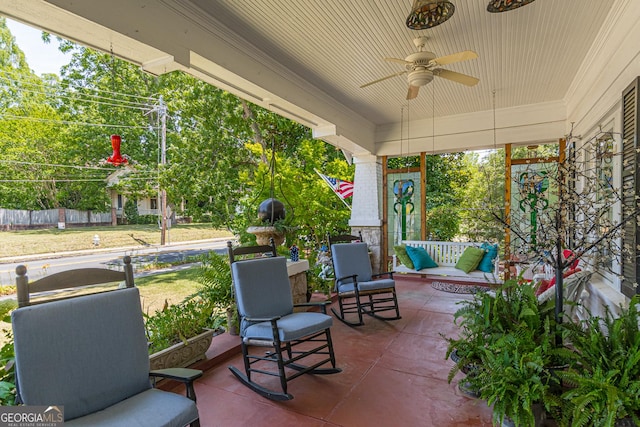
[105,167,170,223]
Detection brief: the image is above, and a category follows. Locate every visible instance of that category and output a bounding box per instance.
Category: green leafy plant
[0,300,17,405]
[123,198,140,224]
[144,252,230,354]
[444,289,496,386]
[144,296,223,354]
[479,315,565,427]
[558,296,640,427]
[196,251,237,332]
[444,278,572,426]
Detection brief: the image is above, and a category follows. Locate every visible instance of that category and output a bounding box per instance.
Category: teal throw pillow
[394,245,415,269]
[405,246,438,270]
[477,243,499,273]
[455,247,485,274]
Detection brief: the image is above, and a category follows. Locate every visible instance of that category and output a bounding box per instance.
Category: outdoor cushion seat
[329,235,401,326]
[12,257,201,427]
[65,388,199,427]
[244,311,334,342]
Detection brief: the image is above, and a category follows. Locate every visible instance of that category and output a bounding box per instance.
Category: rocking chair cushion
[358,278,396,292]
[335,278,395,294]
[65,388,199,427]
[12,288,151,421]
[232,257,294,320]
[332,242,372,283]
[244,312,333,342]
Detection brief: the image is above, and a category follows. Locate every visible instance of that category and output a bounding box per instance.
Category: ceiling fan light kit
[406,0,455,30]
[486,0,536,13]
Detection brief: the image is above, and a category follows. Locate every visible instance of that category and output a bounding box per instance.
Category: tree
[0,18,75,209]
[458,150,505,243]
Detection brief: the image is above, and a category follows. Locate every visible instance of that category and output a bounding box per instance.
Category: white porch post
[349,154,384,273]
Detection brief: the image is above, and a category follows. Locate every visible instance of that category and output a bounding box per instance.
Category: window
[150,198,158,210]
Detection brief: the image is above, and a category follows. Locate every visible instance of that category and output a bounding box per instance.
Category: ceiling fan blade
[430,50,478,66]
[433,69,479,87]
[360,70,407,88]
[384,57,410,65]
[407,85,420,100]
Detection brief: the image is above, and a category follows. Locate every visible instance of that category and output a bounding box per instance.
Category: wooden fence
[0,208,116,230]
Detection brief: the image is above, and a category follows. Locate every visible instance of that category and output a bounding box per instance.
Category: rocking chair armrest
[294,301,330,307]
[336,274,358,284]
[149,367,203,401]
[245,315,282,322]
[150,367,203,382]
[372,271,394,279]
[294,300,331,314]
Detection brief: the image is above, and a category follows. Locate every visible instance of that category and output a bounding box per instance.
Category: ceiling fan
[361,36,480,100]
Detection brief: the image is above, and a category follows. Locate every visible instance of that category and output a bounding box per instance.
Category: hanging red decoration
[106,134,128,166]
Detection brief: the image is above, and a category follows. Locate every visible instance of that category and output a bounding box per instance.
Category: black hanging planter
[257,198,286,224]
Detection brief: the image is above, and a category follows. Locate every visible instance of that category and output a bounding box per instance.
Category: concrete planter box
[149,328,216,370]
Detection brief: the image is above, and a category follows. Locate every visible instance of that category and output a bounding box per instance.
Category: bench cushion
[393,245,415,269]
[478,243,499,273]
[405,246,437,270]
[455,247,485,273]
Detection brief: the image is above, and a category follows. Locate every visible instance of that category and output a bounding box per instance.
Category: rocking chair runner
[328,233,401,326]
[227,242,341,401]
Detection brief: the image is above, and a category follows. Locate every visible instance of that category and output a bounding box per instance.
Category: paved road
[0,238,233,284]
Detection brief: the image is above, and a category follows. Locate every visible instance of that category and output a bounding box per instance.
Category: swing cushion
[455,247,485,273]
[405,246,438,270]
[477,243,499,273]
[394,245,415,270]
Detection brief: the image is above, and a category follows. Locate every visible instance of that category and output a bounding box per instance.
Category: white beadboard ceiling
[191,0,615,124]
[0,0,621,154]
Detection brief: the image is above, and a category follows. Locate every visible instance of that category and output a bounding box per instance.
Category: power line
[0,71,159,105]
[0,159,115,170]
[0,177,158,183]
[0,160,161,178]
[0,79,153,112]
[0,114,158,130]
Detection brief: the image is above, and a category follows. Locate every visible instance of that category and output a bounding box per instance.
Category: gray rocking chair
[227,242,341,401]
[328,233,401,326]
[11,256,202,427]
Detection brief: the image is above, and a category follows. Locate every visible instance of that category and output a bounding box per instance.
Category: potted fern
[445,278,571,426]
[558,296,640,427]
[444,288,496,397]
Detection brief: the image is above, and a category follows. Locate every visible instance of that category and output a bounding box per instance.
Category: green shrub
[0,300,17,405]
[144,296,223,354]
[124,199,140,224]
[559,296,640,427]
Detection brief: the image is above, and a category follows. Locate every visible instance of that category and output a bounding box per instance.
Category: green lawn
[0,224,232,257]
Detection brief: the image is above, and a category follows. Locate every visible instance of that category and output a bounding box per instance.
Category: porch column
[349,154,383,274]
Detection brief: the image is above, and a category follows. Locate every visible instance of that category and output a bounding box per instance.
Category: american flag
[319,173,354,199]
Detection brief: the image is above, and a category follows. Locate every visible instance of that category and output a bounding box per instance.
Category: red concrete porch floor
[176,276,495,426]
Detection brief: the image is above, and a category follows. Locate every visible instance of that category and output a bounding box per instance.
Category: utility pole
[159,96,168,245]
